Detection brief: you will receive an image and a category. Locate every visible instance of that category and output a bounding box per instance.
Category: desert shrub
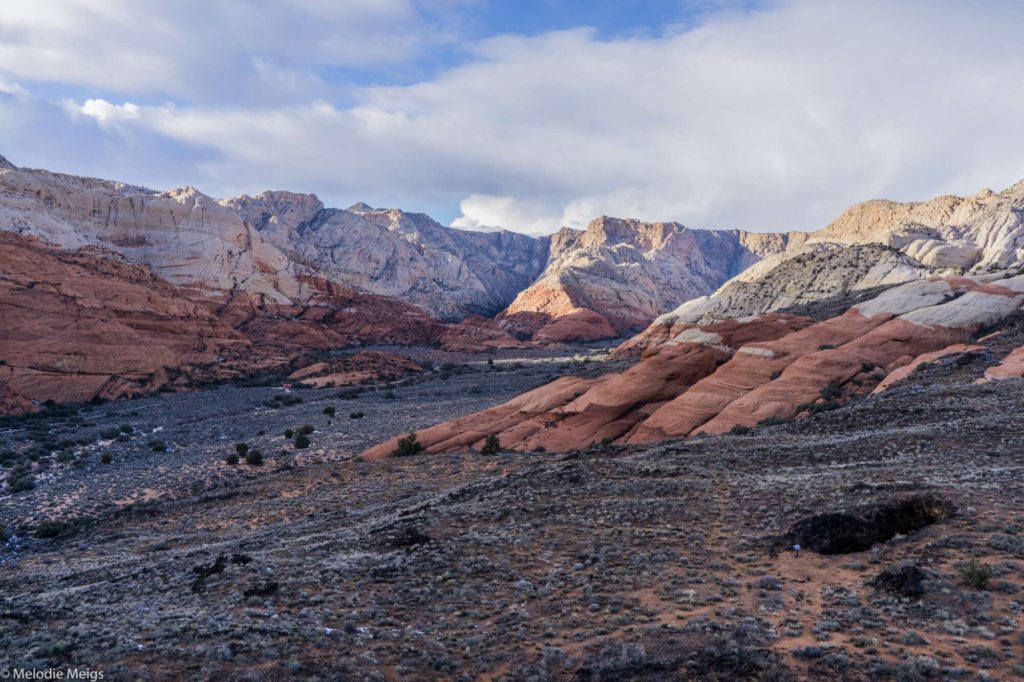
[225,453,240,465]
[820,381,843,400]
[393,433,424,457]
[235,442,249,456]
[959,559,992,590]
[383,391,397,400]
[148,440,167,452]
[284,428,294,439]
[818,343,835,350]
[119,424,133,434]
[6,467,34,493]
[730,424,751,435]
[245,449,264,466]
[299,424,315,435]
[323,406,336,417]
[480,434,501,456]
[35,519,83,539]
[337,389,362,400]
[100,452,112,464]
[100,428,120,440]
[759,416,790,427]
[294,434,310,449]
[349,412,364,419]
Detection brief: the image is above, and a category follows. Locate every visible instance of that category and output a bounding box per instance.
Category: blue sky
[1,1,1023,235]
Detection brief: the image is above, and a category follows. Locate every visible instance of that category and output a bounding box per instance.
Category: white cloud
[5,0,1024,236]
[0,0,458,100]
[69,98,142,127]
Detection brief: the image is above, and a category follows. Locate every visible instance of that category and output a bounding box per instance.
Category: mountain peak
[347,201,374,212]
[0,154,16,170]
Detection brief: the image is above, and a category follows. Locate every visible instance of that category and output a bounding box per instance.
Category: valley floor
[0,348,1022,680]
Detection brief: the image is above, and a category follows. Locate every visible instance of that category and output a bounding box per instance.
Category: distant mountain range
[2,153,1024,411]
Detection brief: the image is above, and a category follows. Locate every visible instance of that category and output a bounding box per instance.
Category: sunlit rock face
[499,216,802,341]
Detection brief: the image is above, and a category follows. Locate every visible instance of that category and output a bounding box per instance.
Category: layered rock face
[498,217,802,341]
[363,273,1024,457]
[226,194,550,319]
[0,232,248,406]
[0,228,502,408]
[814,182,1024,270]
[617,244,934,355]
[0,160,549,320]
[613,180,1024,353]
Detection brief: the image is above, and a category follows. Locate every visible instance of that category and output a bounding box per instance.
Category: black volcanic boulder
[786,495,954,555]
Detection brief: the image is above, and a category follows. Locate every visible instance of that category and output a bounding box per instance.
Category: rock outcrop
[363,273,1024,457]
[815,182,1024,271]
[498,217,803,341]
[982,346,1024,382]
[287,351,423,388]
[0,232,248,406]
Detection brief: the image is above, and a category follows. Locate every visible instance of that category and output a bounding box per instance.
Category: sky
[1,0,1023,236]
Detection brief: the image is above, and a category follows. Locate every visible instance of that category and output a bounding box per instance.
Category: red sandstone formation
[871,344,984,394]
[363,274,1024,457]
[982,346,1024,382]
[288,351,423,388]
[0,232,247,406]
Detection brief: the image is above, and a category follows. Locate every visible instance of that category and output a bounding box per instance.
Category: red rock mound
[288,351,423,388]
[363,274,1024,456]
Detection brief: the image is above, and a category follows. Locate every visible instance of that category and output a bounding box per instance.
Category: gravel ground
[1,345,1023,680]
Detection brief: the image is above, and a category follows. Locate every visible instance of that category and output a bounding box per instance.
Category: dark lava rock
[867,563,931,599]
[786,496,954,555]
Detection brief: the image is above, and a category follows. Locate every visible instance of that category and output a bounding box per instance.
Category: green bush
[225,452,240,465]
[100,452,112,464]
[959,559,992,590]
[235,442,249,456]
[35,519,84,539]
[323,406,336,417]
[148,440,167,452]
[284,428,294,439]
[393,432,424,457]
[100,428,120,440]
[6,468,34,493]
[245,449,264,466]
[820,381,843,400]
[119,424,133,434]
[349,411,364,419]
[294,434,310,449]
[299,424,315,435]
[480,434,501,456]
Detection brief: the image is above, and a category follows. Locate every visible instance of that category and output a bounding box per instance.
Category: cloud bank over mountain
[2,0,1024,235]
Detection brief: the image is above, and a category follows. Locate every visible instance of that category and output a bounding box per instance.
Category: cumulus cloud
[5,0,1024,235]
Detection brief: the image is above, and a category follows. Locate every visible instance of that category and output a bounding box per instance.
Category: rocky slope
[226,193,550,319]
[0,228,525,410]
[815,182,1024,270]
[363,271,1024,457]
[498,217,803,341]
[616,180,1024,353]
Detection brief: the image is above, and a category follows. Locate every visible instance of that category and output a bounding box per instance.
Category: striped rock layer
[363,274,1024,457]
